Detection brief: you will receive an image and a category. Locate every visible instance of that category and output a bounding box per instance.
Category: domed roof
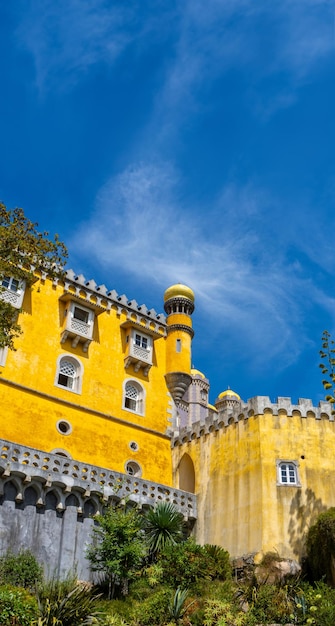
[218,389,241,401]
[191,368,206,378]
[164,283,195,303]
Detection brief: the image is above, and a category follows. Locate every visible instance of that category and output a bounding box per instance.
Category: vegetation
[5,505,335,624]
[35,576,101,625]
[86,505,146,599]
[0,203,67,349]
[142,501,186,559]
[306,507,335,586]
[0,585,37,625]
[319,330,335,413]
[0,549,43,589]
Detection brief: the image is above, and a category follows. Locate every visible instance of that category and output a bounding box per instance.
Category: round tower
[164,283,195,403]
[215,388,241,413]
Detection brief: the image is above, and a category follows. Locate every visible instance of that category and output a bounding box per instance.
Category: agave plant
[168,587,194,623]
[35,577,102,625]
[142,502,185,558]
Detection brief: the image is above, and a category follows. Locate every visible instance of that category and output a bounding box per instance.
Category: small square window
[278,461,299,486]
[1,276,20,292]
[73,306,89,323]
[135,333,148,349]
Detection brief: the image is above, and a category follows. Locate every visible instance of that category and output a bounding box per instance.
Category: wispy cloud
[72,162,334,370]
[16,0,334,102]
[15,0,173,92]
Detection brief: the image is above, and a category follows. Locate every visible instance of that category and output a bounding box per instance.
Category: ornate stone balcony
[0,439,197,520]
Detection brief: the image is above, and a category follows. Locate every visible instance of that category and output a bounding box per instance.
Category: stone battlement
[173,396,334,445]
[57,269,167,331]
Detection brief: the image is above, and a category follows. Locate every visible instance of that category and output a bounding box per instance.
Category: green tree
[306,507,335,585]
[142,502,186,560]
[0,203,67,349]
[319,330,335,413]
[86,505,146,599]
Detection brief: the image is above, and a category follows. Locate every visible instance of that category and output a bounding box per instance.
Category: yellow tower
[163,283,195,402]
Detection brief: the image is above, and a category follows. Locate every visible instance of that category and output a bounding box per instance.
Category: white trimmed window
[124,328,152,374]
[0,276,26,308]
[60,300,95,352]
[0,346,8,367]
[55,355,83,394]
[123,380,145,415]
[277,461,299,486]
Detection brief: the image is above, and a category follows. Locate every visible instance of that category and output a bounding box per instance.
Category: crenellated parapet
[0,439,196,520]
[44,268,167,335]
[172,396,334,446]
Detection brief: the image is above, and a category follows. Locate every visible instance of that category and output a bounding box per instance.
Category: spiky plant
[35,577,102,625]
[168,587,194,623]
[142,502,185,558]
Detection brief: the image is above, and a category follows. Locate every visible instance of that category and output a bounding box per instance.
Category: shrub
[306,507,335,585]
[159,538,231,590]
[247,583,294,625]
[0,549,43,589]
[0,584,38,625]
[35,576,102,625]
[203,599,249,626]
[131,586,172,625]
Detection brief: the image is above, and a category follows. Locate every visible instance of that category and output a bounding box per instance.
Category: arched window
[123,380,145,415]
[55,355,83,394]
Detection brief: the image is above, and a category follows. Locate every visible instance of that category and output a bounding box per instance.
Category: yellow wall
[173,411,335,560]
[0,275,172,485]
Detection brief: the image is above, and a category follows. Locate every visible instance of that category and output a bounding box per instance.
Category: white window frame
[277,460,300,486]
[134,332,150,350]
[123,379,145,416]
[55,355,83,394]
[67,301,94,333]
[0,346,8,367]
[0,276,26,309]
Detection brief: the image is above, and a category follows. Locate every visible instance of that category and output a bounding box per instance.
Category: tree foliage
[142,501,186,558]
[319,330,335,413]
[0,203,67,349]
[306,507,335,585]
[86,505,146,599]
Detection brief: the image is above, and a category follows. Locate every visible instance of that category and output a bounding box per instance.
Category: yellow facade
[1,270,335,565]
[0,272,177,484]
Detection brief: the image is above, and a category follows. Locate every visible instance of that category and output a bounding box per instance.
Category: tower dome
[215,388,241,413]
[218,389,241,401]
[164,283,195,303]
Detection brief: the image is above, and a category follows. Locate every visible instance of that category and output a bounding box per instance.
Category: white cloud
[72,161,333,370]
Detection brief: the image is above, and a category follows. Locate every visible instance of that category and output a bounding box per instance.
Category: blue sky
[1,1,335,406]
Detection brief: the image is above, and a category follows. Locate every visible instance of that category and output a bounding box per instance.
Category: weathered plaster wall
[0,272,174,485]
[173,398,335,561]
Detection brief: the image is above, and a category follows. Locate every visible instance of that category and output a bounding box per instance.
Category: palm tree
[142,502,186,559]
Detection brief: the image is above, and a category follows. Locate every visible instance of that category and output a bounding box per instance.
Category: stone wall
[0,439,196,580]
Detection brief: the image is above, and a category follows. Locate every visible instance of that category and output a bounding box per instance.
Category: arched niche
[178,453,195,493]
